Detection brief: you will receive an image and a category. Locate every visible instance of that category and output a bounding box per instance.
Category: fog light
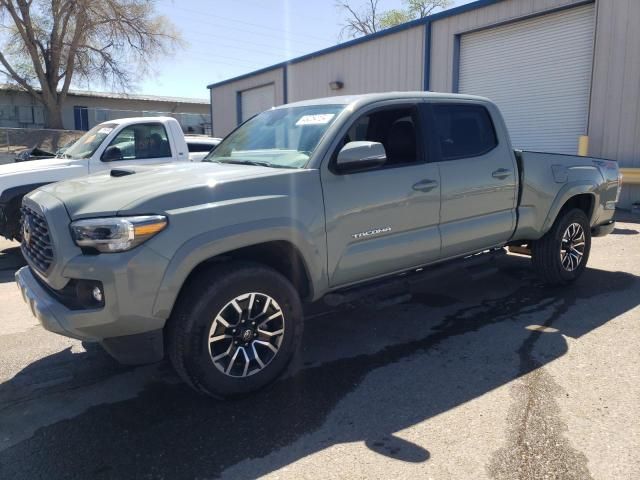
[75,280,105,308]
[92,286,103,303]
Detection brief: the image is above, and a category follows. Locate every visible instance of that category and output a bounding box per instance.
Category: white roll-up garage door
[458,4,595,154]
[240,83,276,122]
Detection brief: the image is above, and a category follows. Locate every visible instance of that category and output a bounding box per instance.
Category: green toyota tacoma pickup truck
[15,92,621,398]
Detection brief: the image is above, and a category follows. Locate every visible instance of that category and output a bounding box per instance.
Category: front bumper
[16,255,168,365]
[16,266,76,339]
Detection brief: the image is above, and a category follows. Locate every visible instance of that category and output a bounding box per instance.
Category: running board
[324,248,507,307]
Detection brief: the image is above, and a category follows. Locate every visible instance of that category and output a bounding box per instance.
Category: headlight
[70,215,167,253]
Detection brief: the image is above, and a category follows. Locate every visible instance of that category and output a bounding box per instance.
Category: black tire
[3,196,23,241]
[166,261,303,399]
[531,208,591,285]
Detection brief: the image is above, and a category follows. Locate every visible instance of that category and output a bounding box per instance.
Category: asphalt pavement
[0,214,638,479]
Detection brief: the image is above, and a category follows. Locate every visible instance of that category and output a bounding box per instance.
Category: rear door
[431,102,517,258]
[90,122,175,173]
[322,102,441,287]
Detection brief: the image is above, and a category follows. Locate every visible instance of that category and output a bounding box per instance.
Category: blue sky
[139,0,475,100]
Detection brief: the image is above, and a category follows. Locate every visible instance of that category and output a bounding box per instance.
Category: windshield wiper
[213,159,291,169]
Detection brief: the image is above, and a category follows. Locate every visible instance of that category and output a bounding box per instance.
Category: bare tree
[336,0,382,38]
[338,0,451,38]
[0,0,181,128]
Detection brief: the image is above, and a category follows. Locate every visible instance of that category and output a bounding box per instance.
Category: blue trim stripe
[423,21,432,91]
[283,64,288,103]
[452,34,461,93]
[207,0,503,89]
[235,91,242,126]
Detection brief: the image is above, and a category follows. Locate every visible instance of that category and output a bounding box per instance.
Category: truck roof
[99,116,180,126]
[279,91,492,109]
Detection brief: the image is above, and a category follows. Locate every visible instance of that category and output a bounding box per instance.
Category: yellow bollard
[578,135,589,156]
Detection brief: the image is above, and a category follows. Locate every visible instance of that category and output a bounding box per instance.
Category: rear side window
[187,143,215,153]
[432,104,497,161]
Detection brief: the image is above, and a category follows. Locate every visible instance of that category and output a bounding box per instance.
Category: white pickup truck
[0,116,218,240]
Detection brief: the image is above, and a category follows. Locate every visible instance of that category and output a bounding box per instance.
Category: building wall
[210,68,285,137]
[0,89,47,128]
[207,0,639,206]
[61,95,210,131]
[588,0,640,207]
[287,26,425,102]
[429,0,586,92]
[0,89,209,131]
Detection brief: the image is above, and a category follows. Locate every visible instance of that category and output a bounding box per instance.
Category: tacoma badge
[352,227,392,239]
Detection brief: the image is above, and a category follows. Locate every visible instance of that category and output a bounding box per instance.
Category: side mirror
[336,141,386,173]
[102,146,122,162]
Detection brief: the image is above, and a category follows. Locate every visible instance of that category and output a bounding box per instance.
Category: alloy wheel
[207,292,285,377]
[560,222,586,271]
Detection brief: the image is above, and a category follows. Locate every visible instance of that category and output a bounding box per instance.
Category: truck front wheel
[531,208,592,285]
[167,262,303,398]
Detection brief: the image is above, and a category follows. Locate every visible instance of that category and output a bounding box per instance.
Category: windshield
[205,105,345,168]
[61,123,117,159]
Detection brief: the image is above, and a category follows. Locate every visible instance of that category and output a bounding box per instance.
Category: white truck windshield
[61,123,117,159]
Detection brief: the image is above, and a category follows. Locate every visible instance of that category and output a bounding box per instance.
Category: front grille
[21,205,54,273]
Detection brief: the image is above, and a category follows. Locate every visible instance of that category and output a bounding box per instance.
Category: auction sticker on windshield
[296,114,335,126]
[98,127,113,134]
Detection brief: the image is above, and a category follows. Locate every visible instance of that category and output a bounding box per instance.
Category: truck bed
[513,150,619,241]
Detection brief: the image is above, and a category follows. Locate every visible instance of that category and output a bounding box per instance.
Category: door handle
[412,179,439,192]
[492,168,512,180]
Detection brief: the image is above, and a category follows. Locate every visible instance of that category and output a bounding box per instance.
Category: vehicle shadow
[0,243,25,283]
[0,255,638,480]
[615,209,640,225]
[612,227,638,235]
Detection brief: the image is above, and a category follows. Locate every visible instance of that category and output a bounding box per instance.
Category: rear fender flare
[541,182,598,234]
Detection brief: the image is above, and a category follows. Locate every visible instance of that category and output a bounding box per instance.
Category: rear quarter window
[432,104,498,161]
[187,143,216,153]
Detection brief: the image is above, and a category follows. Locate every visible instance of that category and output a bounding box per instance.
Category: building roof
[0,83,208,105]
[207,0,503,89]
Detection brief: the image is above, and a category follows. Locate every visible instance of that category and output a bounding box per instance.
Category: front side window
[340,106,421,167]
[432,104,498,161]
[102,123,171,162]
[206,105,345,169]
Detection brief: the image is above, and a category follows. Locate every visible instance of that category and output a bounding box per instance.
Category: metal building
[208,0,640,208]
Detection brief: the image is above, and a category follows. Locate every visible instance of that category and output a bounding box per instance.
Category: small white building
[208,0,640,208]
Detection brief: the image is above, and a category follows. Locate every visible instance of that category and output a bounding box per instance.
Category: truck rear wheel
[167,262,303,398]
[531,208,591,285]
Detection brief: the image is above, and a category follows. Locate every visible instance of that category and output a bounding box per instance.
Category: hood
[40,162,296,219]
[0,157,88,199]
[0,157,84,176]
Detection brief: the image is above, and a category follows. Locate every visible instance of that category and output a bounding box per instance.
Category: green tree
[0,0,181,128]
[338,0,452,38]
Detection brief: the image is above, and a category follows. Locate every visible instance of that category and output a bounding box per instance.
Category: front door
[431,102,518,258]
[322,104,441,287]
